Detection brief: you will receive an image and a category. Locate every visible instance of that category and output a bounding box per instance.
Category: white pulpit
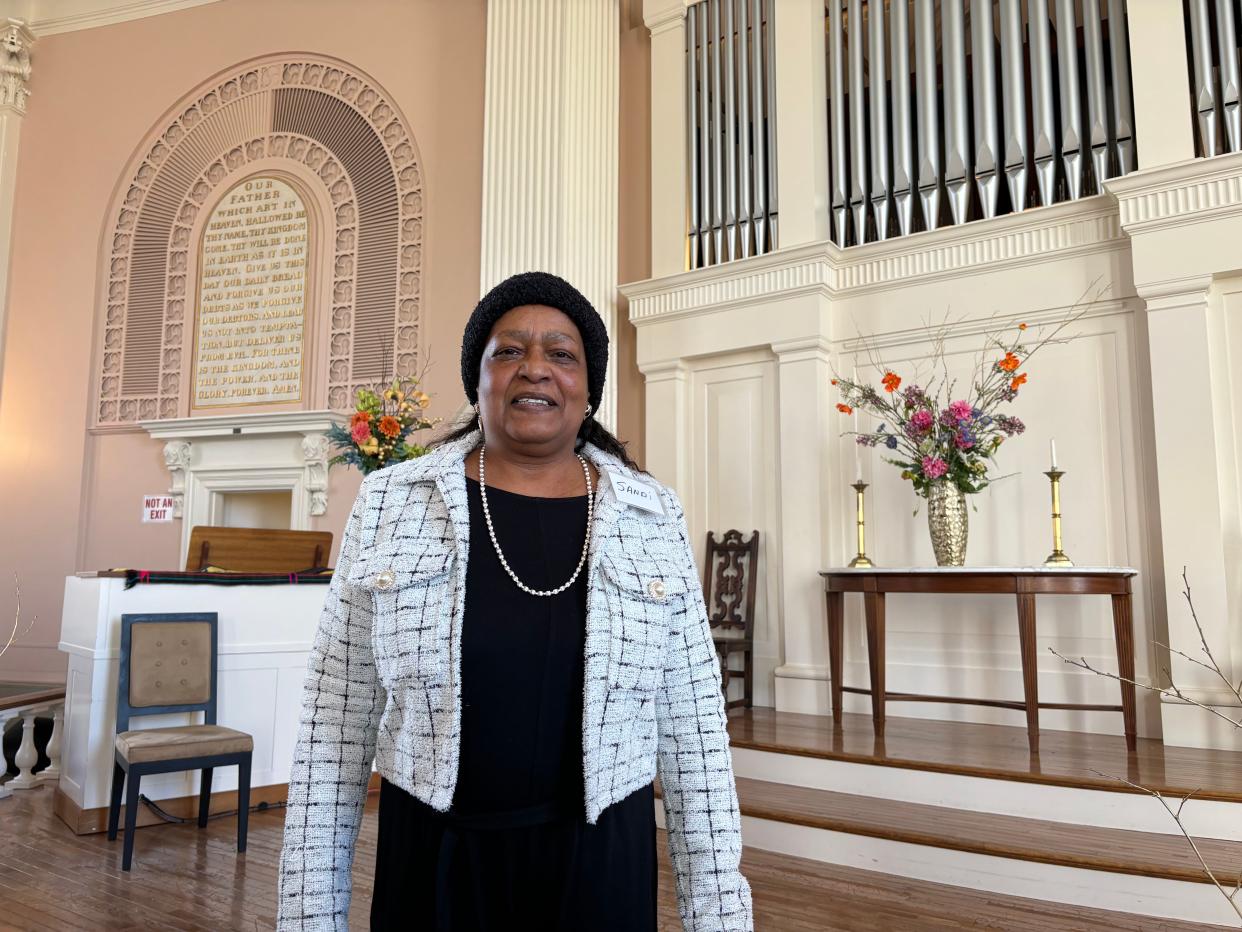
[57,572,328,825]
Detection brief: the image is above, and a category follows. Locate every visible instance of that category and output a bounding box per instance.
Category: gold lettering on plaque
[192,177,309,408]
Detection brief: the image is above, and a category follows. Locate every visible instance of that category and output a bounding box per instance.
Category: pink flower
[922,456,948,479]
[350,421,372,444]
[947,400,973,422]
[910,410,934,433]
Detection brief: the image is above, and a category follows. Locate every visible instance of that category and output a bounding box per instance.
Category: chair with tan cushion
[106,612,253,871]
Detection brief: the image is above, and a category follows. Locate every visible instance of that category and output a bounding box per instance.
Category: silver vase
[927,481,968,566]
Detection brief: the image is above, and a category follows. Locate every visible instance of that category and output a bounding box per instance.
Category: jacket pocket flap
[347,544,455,590]
[599,553,692,601]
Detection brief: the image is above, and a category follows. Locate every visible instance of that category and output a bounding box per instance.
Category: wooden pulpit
[185,526,334,574]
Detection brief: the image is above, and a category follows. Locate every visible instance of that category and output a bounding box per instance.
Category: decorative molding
[642,0,691,34]
[161,440,191,518]
[140,409,342,439]
[0,20,34,115]
[301,433,330,517]
[622,197,1127,325]
[622,242,833,324]
[1107,153,1242,233]
[23,0,222,36]
[828,197,1125,294]
[97,54,425,427]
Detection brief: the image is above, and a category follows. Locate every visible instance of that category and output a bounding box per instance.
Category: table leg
[864,591,886,737]
[1016,593,1040,755]
[826,591,844,723]
[1112,593,1138,752]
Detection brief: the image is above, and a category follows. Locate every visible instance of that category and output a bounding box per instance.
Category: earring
[473,402,481,421]
[584,403,592,419]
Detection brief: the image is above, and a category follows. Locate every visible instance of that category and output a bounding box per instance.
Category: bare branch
[1,572,36,661]
[1089,770,1242,923]
[1050,650,1242,730]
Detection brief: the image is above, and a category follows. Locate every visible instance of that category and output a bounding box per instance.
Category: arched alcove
[95,54,425,427]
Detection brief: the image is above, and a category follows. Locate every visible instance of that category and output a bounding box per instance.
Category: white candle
[1050,438,1058,469]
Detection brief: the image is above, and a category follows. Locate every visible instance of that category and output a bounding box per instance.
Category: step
[658,775,1242,884]
[728,708,1242,802]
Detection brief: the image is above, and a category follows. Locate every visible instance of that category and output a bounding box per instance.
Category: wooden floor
[0,785,1220,930]
[729,707,1242,802]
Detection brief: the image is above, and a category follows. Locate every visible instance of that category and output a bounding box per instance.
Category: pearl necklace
[478,443,594,597]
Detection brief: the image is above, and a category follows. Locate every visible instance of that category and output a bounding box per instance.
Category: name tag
[607,471,665,515]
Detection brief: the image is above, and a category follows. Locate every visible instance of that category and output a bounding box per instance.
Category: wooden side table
[820,568,1140,754]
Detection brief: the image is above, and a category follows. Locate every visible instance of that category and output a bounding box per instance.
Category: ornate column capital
[0,20,34,116]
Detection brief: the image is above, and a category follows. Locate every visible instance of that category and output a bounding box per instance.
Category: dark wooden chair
[702,529,760,710]
[107,612,253,871]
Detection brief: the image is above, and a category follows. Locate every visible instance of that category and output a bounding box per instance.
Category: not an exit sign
[142,495,175,523]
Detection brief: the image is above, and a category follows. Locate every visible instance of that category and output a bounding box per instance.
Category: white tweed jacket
[277,429,753,931]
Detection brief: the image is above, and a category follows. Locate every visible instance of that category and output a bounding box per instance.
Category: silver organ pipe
[942,0,971,225]
[1027,0,1057,207]
[1055,0,1084,202]
[683,0,778,267]
[1186,0,1217,157]
[848,0,869,241]
[914,0,941,230]
[687,10,701,269]
[999,0,1029,211]
[1081,0,1110,188]
[828,0,848,245]
[737,0,753,257]
[890,0,914,236]
[970,0,1000,220]
[868,0,891,240]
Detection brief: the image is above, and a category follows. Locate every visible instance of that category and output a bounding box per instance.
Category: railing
[0,699,64,797]
[685,0,778,269]
[828,0,1137,248]
[1184,0,1242,156]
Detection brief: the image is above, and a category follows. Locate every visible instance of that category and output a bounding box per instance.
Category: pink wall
[0,0,488,680]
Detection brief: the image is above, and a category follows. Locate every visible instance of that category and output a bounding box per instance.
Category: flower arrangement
[327,375,441,475]
[833,316,1073,498]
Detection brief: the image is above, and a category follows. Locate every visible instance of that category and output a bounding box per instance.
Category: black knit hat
[461,271,609,414]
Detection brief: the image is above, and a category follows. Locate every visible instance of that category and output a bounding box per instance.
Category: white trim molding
[18,0,222,36]
[140,410,343,563]
[1107,153,1242,233]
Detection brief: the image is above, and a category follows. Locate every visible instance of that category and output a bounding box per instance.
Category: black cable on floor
[138,793,287,824]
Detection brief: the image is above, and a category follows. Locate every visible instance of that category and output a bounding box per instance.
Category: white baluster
[0,712,14,799]
[37,704,62,784]
[9,711,39,789]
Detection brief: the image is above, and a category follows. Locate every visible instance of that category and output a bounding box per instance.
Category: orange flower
[350,410,373,429]
[836,403,853,415]
[1018,322,1028,331]
[377,415,401,438]
[1010,373,1028,390]
[882,371,901,393]
[831,378,839,386]
[998,352,1021,372]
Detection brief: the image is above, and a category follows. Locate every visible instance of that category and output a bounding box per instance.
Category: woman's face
[477,304,589,454]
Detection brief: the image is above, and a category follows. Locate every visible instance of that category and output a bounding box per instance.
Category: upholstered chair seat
[116,725,254,764]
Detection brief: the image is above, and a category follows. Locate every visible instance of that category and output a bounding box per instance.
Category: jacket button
[648,579,666,600]
[375,569,396,590]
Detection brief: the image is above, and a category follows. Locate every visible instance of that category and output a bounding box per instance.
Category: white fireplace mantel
[139,410,345,565]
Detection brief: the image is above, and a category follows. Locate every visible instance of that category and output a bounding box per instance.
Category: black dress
[370,476,658,932]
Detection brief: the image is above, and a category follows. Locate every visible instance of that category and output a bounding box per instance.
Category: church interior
[3,0,1242,928]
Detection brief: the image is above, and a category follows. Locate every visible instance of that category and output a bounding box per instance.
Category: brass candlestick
[1043,469,1073,567]
[848,480,874,568]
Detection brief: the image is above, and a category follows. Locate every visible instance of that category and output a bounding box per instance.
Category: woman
[277,272,752,931]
